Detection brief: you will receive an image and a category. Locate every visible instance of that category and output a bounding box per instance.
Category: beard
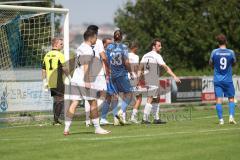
[114,34,122,42]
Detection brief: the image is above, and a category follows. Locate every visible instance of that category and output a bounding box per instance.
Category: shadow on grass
[69,131,93,135]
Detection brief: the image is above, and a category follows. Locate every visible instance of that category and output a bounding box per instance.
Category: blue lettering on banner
[0,86,8,112]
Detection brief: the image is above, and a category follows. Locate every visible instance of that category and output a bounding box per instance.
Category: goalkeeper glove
[43,78,48,92]
[64,75,71,85]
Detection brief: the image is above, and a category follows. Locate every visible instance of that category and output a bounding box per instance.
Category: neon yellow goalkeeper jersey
[42,50,65,88]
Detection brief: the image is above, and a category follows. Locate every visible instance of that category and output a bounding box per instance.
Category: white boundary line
[193,112,240,119]
[0,112,239,129]
[0,127,240,141]
[0,123,51,129]
[63,127,240,141]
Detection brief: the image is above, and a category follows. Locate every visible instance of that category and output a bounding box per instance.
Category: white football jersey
[128,52,139,80]
[141,50,165,66]
[72,41,106,91]
[129,52,139,64]
[93,39,105,76]
[93,39,104,58]
[72,42,95,85]
[140,50,165,86]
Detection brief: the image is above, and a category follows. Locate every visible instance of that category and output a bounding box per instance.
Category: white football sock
[131,108,138,119]
[92,118,100,129]
[122,112,126,122]
[64,120,72,132]
[143,103,152,121]
[152,103,160,120]
[97,99,104,110]
[85,100,90,122]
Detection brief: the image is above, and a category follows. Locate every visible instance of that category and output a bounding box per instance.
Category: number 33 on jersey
[106,43,129,78]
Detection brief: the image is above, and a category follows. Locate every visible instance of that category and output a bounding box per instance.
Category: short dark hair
[216,34,227,45]
[87,25,99,33]
[129,41,138,49]
[83,29,96,41]
[102,37,112,45]
[150,38,161,48]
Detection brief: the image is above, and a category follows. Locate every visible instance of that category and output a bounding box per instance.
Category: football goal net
[0,4,69,127]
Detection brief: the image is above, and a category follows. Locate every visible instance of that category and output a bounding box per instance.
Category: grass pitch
[0,105,240,160]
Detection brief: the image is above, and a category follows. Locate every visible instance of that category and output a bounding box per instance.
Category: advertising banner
[159,78,171,104]
[202,77,215,102]
[171,78,202,103]
[0,81,52,112]
[233,77,240,101]
[201,76,240,102]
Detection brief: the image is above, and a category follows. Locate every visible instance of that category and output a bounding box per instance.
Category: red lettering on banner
[202,92,215,101]
[159,97,166,103]
[159,79,170,89]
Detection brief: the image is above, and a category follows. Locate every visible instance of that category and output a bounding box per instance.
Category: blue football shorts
[214,81,235,98]
[110,75,132,94]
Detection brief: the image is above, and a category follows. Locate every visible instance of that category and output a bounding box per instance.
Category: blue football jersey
[210,48,236,82]
[106,43,129,78]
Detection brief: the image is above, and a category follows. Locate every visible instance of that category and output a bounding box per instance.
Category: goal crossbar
[0,4,69,14]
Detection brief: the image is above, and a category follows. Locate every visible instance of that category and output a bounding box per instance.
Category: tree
[115,0,240,73]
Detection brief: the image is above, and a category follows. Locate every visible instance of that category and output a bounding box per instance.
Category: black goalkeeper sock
[55,101,63,122]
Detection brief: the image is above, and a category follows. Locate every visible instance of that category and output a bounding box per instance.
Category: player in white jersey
[140,39,181,124]
[128,41,142,124]
[64,29,110,135]
[84,25,109,127]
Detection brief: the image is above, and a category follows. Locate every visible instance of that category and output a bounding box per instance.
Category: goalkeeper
[42,37,71,125]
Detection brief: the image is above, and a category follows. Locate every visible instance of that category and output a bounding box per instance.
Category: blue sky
[55,0,129,25]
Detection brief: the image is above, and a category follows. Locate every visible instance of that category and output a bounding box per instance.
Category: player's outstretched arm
[136,63,144,85]
[62,66,71,78]
[100,51,110,77]
[83,63,91,89]
[161,64,181,83]
[124,58,137,80]
[59,52,71,84]
[124,58,132,73]
[62,66,72,85]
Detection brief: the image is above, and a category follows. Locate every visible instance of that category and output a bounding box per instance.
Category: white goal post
[0,5,70,126]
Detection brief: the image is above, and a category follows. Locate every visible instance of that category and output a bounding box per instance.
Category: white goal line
[0,127,239,142]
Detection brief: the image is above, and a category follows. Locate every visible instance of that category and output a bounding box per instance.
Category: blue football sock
[228,101,235,117]
[101,100,110,119]
[121,97,132,113]
[216,104,223,119]
[111,99,119,116]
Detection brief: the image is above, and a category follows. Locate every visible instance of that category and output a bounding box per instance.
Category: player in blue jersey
[99,37,117,125]
[209,34,237,125]
[103,30,133,125]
